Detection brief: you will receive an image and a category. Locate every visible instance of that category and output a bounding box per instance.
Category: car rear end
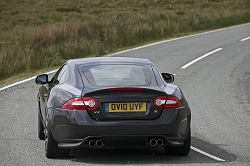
[49,61,191,150]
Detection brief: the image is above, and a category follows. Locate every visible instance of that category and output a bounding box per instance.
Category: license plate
[104,102,146,112]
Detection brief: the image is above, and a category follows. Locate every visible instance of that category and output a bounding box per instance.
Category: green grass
[0,0,250,84]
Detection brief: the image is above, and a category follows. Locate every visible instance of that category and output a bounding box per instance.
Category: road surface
[0,23,250,166]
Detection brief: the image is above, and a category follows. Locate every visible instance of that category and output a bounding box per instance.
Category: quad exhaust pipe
[89,138,163,147]
[149,138,164,146]
[88,139,104,148]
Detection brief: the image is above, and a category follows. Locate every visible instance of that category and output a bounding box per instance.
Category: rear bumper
[47,106,191,148]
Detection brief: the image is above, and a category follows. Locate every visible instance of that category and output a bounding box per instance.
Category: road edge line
[191,146,226,162]
[108,23,249,57]
[241,36,250,41]
[0,70,57,92]
[181,48,223,69]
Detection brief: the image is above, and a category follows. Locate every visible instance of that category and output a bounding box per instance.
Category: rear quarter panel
[47,84,82,109]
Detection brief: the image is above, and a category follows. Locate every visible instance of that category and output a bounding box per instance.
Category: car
[35,57,191,158]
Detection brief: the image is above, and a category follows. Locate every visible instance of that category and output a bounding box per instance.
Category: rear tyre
[45,125,70,158]
[164,129,191,156]
[38,113,45,140]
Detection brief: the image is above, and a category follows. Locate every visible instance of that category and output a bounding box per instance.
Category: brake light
[61,97,97,110]
[165,96,183,109]
[154,96,182,109]
[108,87,143,91]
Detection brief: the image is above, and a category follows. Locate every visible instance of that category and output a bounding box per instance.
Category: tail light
[61,97,97,110]
[154,96,167,108]
[82,97,98,110]
[154,96,183,109]
[165,96,183,109]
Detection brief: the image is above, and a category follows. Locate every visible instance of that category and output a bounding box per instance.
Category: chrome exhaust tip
[149,139,157,146]
[156,139,164,146]
[89,140,96,147]
[96,140,104,147]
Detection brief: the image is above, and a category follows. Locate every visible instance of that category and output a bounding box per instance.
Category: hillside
[0,0,250,83]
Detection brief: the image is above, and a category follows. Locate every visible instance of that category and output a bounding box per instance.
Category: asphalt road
[1,23,250,166]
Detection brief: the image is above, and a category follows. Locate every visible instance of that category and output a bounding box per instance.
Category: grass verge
[0,0,250,86]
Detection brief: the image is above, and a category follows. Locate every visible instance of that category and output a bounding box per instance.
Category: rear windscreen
[82,64,151,86]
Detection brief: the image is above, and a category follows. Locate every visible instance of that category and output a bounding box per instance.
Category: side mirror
[161,73,174,83]
[35,74,49,85]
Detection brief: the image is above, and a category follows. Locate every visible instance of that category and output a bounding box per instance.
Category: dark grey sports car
[35,57,191,158]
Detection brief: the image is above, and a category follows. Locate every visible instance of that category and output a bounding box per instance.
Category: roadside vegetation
[0,0,250,84]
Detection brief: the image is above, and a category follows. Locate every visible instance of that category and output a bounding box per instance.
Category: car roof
[67,57,153,66]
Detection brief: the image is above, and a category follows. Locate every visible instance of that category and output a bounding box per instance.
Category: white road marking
[241,36,250,41]
[191,146,226,162]
[181,48,223,69]
[0,70,57,92]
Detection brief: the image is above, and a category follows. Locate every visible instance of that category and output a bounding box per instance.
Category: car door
[39,65,68,121]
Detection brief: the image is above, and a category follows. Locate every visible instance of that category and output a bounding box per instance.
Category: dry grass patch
[0,0,250,82]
